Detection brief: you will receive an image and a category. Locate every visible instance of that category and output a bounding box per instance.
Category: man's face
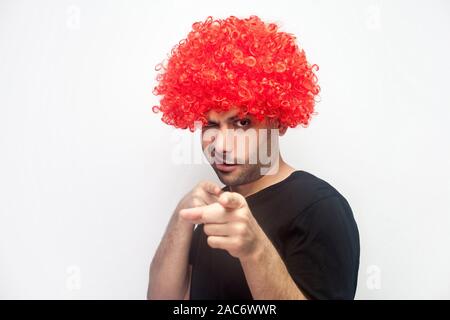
[201,107,283,187]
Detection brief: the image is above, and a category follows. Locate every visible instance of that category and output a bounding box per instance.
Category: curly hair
[152,15,320,131]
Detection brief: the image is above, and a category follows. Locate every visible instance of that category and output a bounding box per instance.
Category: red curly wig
[152,15,320,131]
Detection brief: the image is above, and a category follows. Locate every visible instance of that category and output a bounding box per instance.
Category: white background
[1,0,449,299]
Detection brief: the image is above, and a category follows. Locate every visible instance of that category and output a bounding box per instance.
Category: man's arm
[242,195,360,300]
[183,266,192,300]
[147,181,223,300]
[147,208,194,299]
[240,237,307,300]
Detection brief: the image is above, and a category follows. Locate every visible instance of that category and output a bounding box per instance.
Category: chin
[213,167,238,185]
[214,165,260,187]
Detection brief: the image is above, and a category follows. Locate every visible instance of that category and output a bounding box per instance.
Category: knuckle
[236,210,249,222]
[233,238,243,250]
[191,197,202,207]
[196,181,208,191]
[223,191,231,197]
[204,224,212,235]
[192,190,202,198]
[235,223,246,235]
[202,180,213,188]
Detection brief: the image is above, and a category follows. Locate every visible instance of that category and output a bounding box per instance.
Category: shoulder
[284,170,351,213]
[285,171,358,240]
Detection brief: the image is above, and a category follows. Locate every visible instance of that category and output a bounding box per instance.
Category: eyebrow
[207,115,241,124]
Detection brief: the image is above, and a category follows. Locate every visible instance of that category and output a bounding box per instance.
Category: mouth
[212,154,241,173]
[214,163,239,173]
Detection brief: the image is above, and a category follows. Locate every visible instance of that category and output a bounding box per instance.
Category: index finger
[179,202,227,224]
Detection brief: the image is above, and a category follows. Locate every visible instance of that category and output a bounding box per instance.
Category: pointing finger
[179,202,228,224]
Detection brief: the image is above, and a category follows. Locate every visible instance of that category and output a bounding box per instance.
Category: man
[147,15,359,300]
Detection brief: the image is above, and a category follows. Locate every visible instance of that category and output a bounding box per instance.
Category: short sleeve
[188,224,202,265]
[283,195,360,300]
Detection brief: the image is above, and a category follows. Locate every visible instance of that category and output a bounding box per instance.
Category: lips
[215,163,238,173]
[212,154,240,172]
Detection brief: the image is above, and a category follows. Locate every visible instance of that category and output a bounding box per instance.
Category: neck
[229,156,296,198]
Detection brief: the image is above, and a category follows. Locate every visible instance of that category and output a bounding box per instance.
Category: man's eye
[235,118,251,127]
[203,122,217,128]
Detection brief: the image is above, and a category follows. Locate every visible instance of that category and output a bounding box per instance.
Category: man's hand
[180,189,307,299]
[179,191,266,261]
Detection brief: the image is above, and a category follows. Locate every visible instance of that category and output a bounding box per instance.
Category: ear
[266,117,288,136]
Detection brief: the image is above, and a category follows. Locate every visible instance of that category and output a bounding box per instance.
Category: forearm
[148,207,194,299]
[240,236,307,300]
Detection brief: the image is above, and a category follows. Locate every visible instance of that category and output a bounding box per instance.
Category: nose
[212,127,234,156]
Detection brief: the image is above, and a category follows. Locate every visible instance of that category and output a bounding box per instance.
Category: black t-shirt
[188,170,360,300]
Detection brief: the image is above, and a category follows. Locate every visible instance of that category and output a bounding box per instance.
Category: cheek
[234,132,259,160]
